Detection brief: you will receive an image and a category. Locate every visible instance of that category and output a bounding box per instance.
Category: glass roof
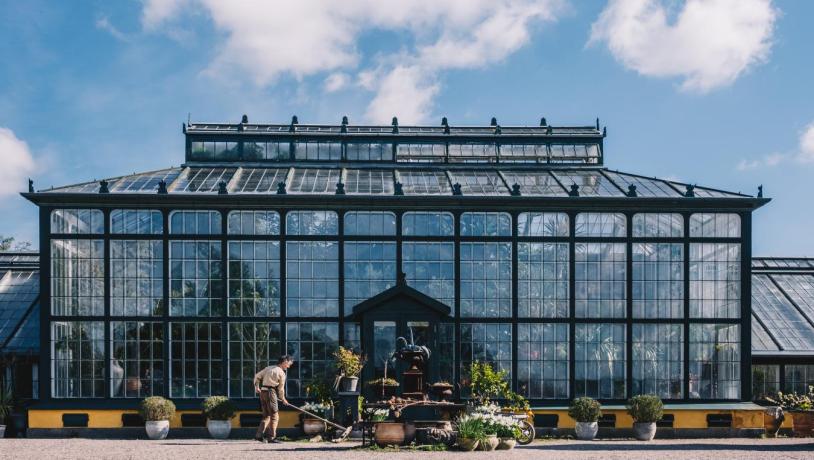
[111,168,182,193]
[551,170,624,196]
[448,170,509,195]
[397,170,452,195]
[0,271,39,347]
[344,169,394,195]
[751,274,814,351]
[288,168,341,194]
[231,167,289,193]
[752,315,779,352]
[500,171,568,196]
[3,301,39,354]
[172,167,237,193]
[770,274,814,325]
[602,171,682,198]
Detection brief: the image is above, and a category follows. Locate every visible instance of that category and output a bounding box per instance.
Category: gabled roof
[349,283,452,320]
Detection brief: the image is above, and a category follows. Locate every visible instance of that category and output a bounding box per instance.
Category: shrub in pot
[627,394,663,441]
[333,346,365,392]
[202,396,236,439]
[455,414,484,451]
[568,397,601,440]
[140,396,176,440]
[300,402,332,435]
[367,378,399,400]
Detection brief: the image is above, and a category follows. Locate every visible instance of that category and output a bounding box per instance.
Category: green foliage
[201,395,237,420]
[305,380,335,405]
[626,394,664,423]
[0,384,14,420]
[455,414,485,440]
[139,396,176,421]
[768,386,814,412]
[367,378,399,386]
[333,346,365,378]
[468,362,529,411]
[568,397,601,422]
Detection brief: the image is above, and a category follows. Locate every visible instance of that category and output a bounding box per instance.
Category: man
[254,354,294,443]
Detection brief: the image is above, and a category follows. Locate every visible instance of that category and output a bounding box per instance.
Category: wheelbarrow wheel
[516,420,535,445]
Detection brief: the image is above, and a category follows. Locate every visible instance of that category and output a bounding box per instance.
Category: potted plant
[333,346,365,392]
[494,413,521,450]
[471,412,500,451]
[367,378,399,400]
[0,385,12,439]
[627,394,663,441]
[373,420,407,447]
[139,396,176,440]
[568,397,601,440]
[201,396,236,439]
[768,386,814,437]
[300,402,331,435]
[430,380,454,400]
[455,414,484,451]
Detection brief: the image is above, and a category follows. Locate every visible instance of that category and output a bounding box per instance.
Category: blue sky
[0,0,812,255]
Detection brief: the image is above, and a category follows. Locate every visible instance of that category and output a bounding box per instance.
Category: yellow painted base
[28,410,299,429]
[531,408,765,429]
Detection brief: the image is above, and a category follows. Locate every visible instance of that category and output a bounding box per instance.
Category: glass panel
[344,242,396,308]
[518,243,569,318]
[51,239,105,316]
[751,315,779,351]
[448,143,497,163]
[396,143,446,162]
[632,323,684,399]
[169,241,223,316]
[500,172,567,196]
[575,213,626,237]
[346,143,394,161]
[517,323,569,399]
[288,168,342,194]
[689,243,741,319]
[547,144,601,163]
[438,323,455,384]
[448,171,509,195]
[241,142,290,161]
[285,241,339,317]
[111,322,164,398]
[344,169,394,195]
[170,322,223,398]
[227,241,281,317]
[460,242,512,318]
[227,210,280,235]
[110,240,164,316]
[784,365,814,395]
[51,321,105,398]
[690,213,741,238]
[751,275,814,350]
[574,323,626,399]
[169,210,222,235]
[689,324,740,399]
[402,212,453,236]
[575,243,626,318]
[50,209,104,234]
[285,211,338,236]
[111,210,163,234]
[402,242,454,308]
[767,275,814,324]
[551,171,623,196]
[460,323,512,395]
[231,168,288,193]
[293,142,342,161]
[373,321,396,379]
[173,168,237,192]
[460,212,511,237]
[344,211,396,236]
[499,144,548,163]
[228,323,281,398]
[285,322,339,398]
[632,213,684,238]
[603,171,682,198]
[398,170,451,195]
[517,212,569,237]
[632,243,684,319]
[343,323,361,353]
[752,365,780,400]
[110,168,181,193]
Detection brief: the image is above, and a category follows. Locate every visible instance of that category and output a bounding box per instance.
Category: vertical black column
[162,208,171,398]
[511,211,519,393]
[219,209,229,396]
[103,208,111,399]
[39,206,51,402]
[740,211,753,401]
[280,210,288,354]
[568,211,577,400]
[625,211,633,400]
[453,210,461,397]
[338,208,345,345]
[683,212,691,401]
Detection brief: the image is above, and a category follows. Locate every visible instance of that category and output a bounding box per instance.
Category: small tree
[202,396,237,421]
[568,397,602,423]
[139,396,176,421]
[627,394,664,423]
[333,346,364,378]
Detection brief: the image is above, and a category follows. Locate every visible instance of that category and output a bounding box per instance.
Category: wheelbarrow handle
[283,401,348,431]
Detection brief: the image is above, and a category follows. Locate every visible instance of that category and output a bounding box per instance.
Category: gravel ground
[1,438,813,460]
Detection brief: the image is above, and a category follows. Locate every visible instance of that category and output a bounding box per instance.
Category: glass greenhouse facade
[24,116,769,411]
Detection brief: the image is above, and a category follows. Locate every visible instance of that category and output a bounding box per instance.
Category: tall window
[51,209,103,234]
[460,323,512,393]
[51,239,105,316]
[632,243,683,318]
[51,321,105,398]
[632,213,683,238]
[689,324,740,399]
[111,209,163,234]
[752,365,780,400]
[575,243,626,318]
[574,323,626,399]
[170,322,223,398]
[460,242,512,317]
[460,212,511,237]
[169,210,222,235]
[690,243,741,318]
[517,212,569,237]
[346,143,393,161]
[518,243,569,318]
[344,211,396,236]
[111,321,164,398]
[285,322,339,398]
[632,323,683,399]
[169,241,224,316]
[286,241,339,317]
[575,212,626,237]
[344,241,396,308]
[228,323,281,398]
[286,210,338,236]
[227,210,280,235]
[402,212,454,236]
[517,323,569,399]
[785,365,814,394]
[227,241,281,316]
[690,213,740,238]
[110,240,164,316]
[402,242,454,307]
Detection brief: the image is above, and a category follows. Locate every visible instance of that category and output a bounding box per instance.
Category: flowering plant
[472,403,501,415]
[363,407,390,422]
[767,386,814,412]
[468,411,521,438]
[301,402,332,417]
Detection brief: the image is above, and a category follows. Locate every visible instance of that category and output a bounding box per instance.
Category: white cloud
[0,128,36,197]
[323,73,350,93]
[589,0,778,92]
[736,153,786,171]
[96,16,129,42]
[141,0,565,123]
[799,122,814,163]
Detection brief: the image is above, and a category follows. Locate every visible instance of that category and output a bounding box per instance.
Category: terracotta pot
[790,411,814,437]
[457,437,479,451]
[575,421,598,440]
[374,422,406,447]
[497,437,516,450]
[633,422,657,441]
[478,435,499,451]
[302,418,326,436]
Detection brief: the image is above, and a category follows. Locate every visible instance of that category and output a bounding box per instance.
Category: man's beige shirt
[254,365,286,399]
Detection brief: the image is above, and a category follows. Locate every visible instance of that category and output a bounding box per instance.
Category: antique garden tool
[283,401,353,442]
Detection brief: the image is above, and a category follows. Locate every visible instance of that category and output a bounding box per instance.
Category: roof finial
[157,179,168,194]
[546,125,553,135]
[241,114,248,124]
[452,182,462,195]
[28,178,34,193]
[335,181,345,195]
[758,184,763,198]
[596,118,600,131]
[99,180,109,194]
[394,181,404,196]
[684,184,695,197]
[289,115,298,132]
[627,184,637,197]
[218,180,228,195]
[442,117,450,134]
[397,271,407,286]
[490,117,498,126]
[276,182,287,195]
[510,183,521,196]
[540,117,547,126]
[341,115,348,133]
[568,183,580,197]
[341,115,348,125]
[603,126,607,137]
[391,116,399,133]
[494,124,501,135]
